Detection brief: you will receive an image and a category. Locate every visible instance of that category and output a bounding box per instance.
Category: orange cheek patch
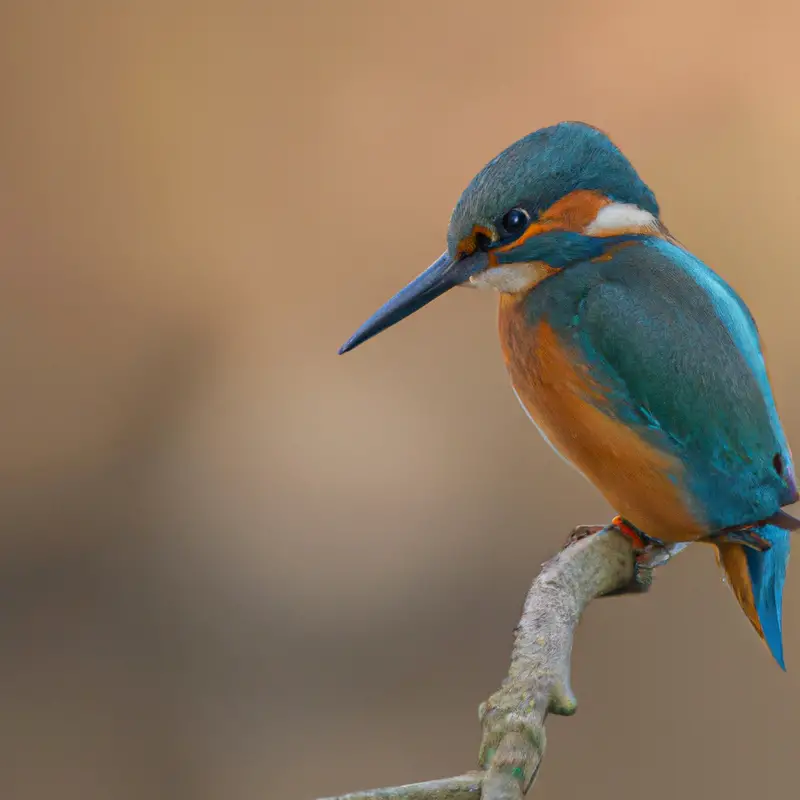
[538,190,612,230]
[461,191,662,265]
[496,190,612,255]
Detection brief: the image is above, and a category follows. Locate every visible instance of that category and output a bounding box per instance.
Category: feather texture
[499,236,796,666]
[716,519,794,669]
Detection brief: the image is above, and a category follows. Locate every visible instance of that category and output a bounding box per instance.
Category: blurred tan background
[1,1,799,798]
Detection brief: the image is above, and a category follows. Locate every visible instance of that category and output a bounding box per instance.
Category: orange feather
[498,299,705,542]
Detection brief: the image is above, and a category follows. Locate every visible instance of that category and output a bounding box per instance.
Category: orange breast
[498,294,705,542]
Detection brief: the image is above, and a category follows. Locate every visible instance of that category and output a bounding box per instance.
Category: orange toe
[611,515,647,550]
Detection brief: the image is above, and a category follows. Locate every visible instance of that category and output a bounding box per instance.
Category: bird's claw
[609,539,690,595]
[564,523,689,596]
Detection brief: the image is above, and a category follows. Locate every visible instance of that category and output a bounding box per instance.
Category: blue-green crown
[447,122,659,254]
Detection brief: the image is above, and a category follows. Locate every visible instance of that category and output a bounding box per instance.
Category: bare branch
[318,525,639,800]
[318,773,483,800]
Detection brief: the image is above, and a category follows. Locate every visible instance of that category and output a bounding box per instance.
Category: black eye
[502,207,530,236]
[474,232,492,252]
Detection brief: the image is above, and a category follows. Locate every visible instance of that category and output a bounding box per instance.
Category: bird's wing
[574,239,791,528]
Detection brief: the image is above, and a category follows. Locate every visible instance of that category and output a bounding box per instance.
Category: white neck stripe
[584,203,658,235]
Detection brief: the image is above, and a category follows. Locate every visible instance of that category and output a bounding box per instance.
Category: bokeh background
[2,2,800,798]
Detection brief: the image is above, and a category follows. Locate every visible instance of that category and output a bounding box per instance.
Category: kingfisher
[339,122,798,669]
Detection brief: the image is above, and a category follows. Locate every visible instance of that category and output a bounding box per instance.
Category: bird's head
[339,121,661,354]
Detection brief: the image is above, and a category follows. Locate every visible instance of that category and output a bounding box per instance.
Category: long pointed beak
[338,250,488,354]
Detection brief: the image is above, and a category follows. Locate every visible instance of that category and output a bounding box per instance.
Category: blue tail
[715,515,794,670]
[745,524,791,669]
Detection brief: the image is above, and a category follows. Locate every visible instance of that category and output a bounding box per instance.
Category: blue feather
[744,523,791,670]
[447,122,659,254]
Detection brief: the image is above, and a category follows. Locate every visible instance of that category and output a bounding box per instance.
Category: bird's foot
[611,516,691,593]
[625,539,691,591]
[564,518,689,596]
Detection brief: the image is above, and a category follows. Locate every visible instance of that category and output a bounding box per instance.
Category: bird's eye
[502,207,530,236]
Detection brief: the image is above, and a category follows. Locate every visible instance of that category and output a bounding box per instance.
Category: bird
[338,121,798,669]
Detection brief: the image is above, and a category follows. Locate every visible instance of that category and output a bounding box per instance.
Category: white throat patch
[468,262,552,293]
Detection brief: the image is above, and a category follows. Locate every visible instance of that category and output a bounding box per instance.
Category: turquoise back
[520,236,796,529]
